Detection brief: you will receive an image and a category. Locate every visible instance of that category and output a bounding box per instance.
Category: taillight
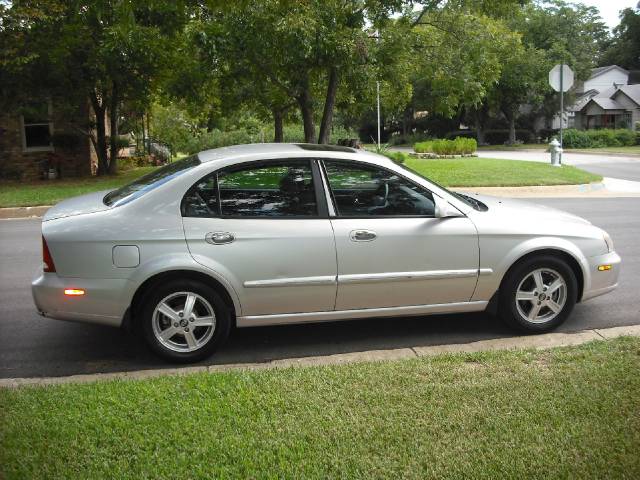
[42,236,56,273]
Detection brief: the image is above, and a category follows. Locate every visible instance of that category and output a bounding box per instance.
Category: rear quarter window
[104,155,201,207]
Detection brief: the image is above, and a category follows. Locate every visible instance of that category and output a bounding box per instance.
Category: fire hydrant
[549,138,562,167]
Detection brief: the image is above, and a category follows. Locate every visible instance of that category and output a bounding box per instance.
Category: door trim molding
[244,275,337,288]
[338,269,479,284]
[237,300,488,327]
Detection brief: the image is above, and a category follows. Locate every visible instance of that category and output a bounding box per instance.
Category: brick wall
[0,102,93,181]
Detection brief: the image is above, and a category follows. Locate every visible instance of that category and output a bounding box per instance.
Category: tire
[498,255,578,333]
[140,279,231,363]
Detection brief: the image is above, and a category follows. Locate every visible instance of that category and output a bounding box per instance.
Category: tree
[0,1,188,174]
[602,5,640,70]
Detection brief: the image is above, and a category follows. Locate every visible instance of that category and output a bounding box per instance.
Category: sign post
[549,64,574,165]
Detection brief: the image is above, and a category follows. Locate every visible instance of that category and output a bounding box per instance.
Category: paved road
[1,198,639,379]
[477,150,640,182]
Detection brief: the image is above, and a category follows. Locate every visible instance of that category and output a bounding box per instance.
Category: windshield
[396,162,487,211]
[104,155,201,207]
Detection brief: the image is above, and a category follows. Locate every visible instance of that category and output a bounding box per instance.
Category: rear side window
[182,160,318,218]
[104,155,200,207]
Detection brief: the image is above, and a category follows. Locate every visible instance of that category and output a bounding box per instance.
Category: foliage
[602,5,640,70]
[415,138,477,155]
[0,0,189,174]
[562,129,639,149]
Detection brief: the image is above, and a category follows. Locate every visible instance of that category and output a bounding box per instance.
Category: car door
[322,159,479,311]
[182,158,337,317]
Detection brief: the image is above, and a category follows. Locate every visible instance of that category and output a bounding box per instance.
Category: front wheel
[140,279,231,363]
[499,256,578,332]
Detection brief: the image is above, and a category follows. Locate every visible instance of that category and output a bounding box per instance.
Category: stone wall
[0,102,93,181]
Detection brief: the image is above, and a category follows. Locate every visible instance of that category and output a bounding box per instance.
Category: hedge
[561,129,638,149]
[414,137,477,155]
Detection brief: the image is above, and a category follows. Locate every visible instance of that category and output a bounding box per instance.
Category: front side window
[21,102,53,151]
[182,160,318,218]
[324,160,435,217]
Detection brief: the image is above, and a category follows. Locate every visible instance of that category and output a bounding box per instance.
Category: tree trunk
[273,108,284,142]
[474,110,485,145]
[89,92,109,176]
[317,67,339,144]
[297,77,315,143]
[108,82,118,175]
[508,111,516,145]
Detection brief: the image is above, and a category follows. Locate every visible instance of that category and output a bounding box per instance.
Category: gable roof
[590,65,629,80]
[612,84,640,106]
[588,97,626,110]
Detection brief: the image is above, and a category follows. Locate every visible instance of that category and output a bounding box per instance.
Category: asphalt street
[1,197,639,379]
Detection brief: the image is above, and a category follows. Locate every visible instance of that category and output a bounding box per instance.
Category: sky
[580,0,638,29]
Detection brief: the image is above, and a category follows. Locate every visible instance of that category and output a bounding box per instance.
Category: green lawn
[405,157,601,187]
[0,167,156,208]
[1,337,638,479]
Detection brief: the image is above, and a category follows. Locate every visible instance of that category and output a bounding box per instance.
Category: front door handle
[350,230,377,242]
[205,232,235,245]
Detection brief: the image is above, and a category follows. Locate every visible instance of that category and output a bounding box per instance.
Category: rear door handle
[205,232,235,245]
[350,230,377,242]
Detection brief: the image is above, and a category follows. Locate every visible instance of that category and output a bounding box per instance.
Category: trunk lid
[43,190,113,221]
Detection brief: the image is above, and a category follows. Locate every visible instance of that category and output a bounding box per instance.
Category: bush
[561,129,638,148]
[414,137,477,155]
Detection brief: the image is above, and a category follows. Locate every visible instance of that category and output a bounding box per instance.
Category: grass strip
[1,337,638,479]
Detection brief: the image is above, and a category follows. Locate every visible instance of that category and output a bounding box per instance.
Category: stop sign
[549,64,574,92]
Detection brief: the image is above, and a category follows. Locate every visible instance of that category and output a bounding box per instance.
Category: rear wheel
[499,255,578,332]
[141,279,231,362]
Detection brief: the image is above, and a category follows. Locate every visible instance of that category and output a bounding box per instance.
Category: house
[560,65,640,131]
[573,85,640,130]
[0,99,96,181]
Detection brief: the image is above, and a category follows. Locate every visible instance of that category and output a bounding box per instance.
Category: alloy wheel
[515,268,567,324]
[152,291,217,353]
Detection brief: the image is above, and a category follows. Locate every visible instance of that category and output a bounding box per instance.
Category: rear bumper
[582,251,621,302]
[31,272,130,327]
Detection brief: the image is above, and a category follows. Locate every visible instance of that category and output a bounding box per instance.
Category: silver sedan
[32,144,621,362]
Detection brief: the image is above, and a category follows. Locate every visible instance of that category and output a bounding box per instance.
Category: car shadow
[3,312,524,378]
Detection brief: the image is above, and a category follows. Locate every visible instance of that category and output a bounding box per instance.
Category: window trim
[181,158,329,220]
[20,100,54,153]
[319,158,439,219]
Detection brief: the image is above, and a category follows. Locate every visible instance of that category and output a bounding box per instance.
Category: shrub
[561,129,638,148]
[445,129,534,144]
[414,137,477,155]
[382,151,407,164]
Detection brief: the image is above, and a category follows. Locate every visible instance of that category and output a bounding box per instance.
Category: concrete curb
[0,206,50,219]
[1,324,639,389]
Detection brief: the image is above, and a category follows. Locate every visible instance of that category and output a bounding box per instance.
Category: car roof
[197,143,366,163]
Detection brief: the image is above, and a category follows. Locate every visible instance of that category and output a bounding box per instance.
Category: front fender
[472,236,590,302]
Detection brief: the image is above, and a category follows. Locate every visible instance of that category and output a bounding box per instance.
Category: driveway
[1,197,638,379]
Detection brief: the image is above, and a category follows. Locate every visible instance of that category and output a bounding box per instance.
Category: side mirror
[434,195,464,218]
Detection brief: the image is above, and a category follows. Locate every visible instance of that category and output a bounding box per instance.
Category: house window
[21,102,53,152]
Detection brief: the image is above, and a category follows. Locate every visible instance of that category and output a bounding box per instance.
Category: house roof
[590,65,629,79]
[613,84,640,106]
[585,97,626,111]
